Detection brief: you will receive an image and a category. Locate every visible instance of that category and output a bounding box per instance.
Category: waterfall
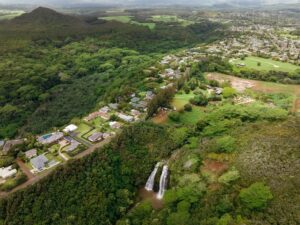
[157,165,168,199]
[145,162,160,191]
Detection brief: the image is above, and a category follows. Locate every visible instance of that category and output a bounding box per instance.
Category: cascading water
[157,165,168,199]
[145,162,160,191]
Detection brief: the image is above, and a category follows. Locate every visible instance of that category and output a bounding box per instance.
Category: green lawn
[172,93,195,110]
[231,56,299,73]
[100,16,156,29]
[76,122,94,137]
[151,15,194,27]
[167,106,205,125]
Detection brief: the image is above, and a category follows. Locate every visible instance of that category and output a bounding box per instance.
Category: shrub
[168,112,181,122]
[190,94,208,106]
[184,103,192,112]
[196,119,208,132]
[218,168,240,185]
[214,136,236,153]
[239,182,273,210]
[209,79,220,87]
[222,87,236,98]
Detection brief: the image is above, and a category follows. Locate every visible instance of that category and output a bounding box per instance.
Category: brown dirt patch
[202,159,228,176]
[152,109,168,124]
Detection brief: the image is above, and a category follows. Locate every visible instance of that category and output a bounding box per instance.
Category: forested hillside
[0,123,182,225]
[0,8,227,138]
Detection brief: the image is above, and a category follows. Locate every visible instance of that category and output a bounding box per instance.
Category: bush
[196,119,208,132]
[214,136,236,153]
[190,94,208,106]
[209,79,220,87]
[218,168,240,185]
[222,87,236,98]
[208,94,222,102]
[184,103,192,112]
[168,112,181,122]
[239,182,273,210]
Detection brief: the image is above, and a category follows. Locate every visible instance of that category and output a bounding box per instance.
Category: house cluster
[208,24,300,65]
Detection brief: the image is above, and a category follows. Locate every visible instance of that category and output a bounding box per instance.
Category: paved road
[0,137,112,198]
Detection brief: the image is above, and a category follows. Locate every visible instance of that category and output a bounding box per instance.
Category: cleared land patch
[151,15,194,26]
[206,72,300,112]
[231,56,299,73]
[100,16,156,29]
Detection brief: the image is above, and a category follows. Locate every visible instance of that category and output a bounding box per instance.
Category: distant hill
[0,7,119,52]
[10,7,87,29]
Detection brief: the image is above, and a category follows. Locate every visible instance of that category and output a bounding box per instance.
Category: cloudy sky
[0,0,299,6]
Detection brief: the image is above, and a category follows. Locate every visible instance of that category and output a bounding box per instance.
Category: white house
[0,166,17,179]
[63,124,78,133]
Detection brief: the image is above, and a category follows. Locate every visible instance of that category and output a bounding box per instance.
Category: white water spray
[145,162,160,191]
[157,165,168,199]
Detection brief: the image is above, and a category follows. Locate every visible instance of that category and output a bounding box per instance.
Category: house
[66,140,80,152]
[109,121,122,129]
[99,106,110,114]
[63,124,78,133]
[25,149,37,159]
[108,103,119,110]
[63,137,80,152]
[131,97,140,103]
[84,111,102,122]
[37,132,64,145]
[98,107,110,120]
[2,139,24,154]
[130,109,141,118]
[117,113,134,122]
[88,132,103,142]
[30,155,49,172]
[0,166,17,179]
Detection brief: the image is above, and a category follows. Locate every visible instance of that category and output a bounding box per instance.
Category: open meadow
[231,56,299,73]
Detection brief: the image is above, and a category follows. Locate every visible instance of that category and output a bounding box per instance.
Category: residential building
[2,139,24,154]
[25,149,37,159]
[109,121,122,129]
[0,166,17,179]
[63,124,78,133]
[99,106,110,114]
[30,155,49,172]
[117,113,134,123]
[108,103,119,110]
[37,132,64,145]
[88,132,103,142]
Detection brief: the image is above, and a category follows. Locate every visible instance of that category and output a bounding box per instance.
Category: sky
[0,0,299,6]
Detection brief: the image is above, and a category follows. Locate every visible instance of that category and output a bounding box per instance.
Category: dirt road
[0,137,112,198]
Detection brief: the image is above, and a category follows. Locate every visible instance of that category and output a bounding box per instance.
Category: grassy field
[0,10,24,21]
[100,16,156,29]
[172,93,195,110]
[151,15,194,27]
[231,56,299,73]
[76,122,94,137]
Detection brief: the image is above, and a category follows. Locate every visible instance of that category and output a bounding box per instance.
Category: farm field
[100,16,156,29]
[0,10,24,20]
[231,56,299,73]
[206,72,300,112]
[151,15,194,26]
